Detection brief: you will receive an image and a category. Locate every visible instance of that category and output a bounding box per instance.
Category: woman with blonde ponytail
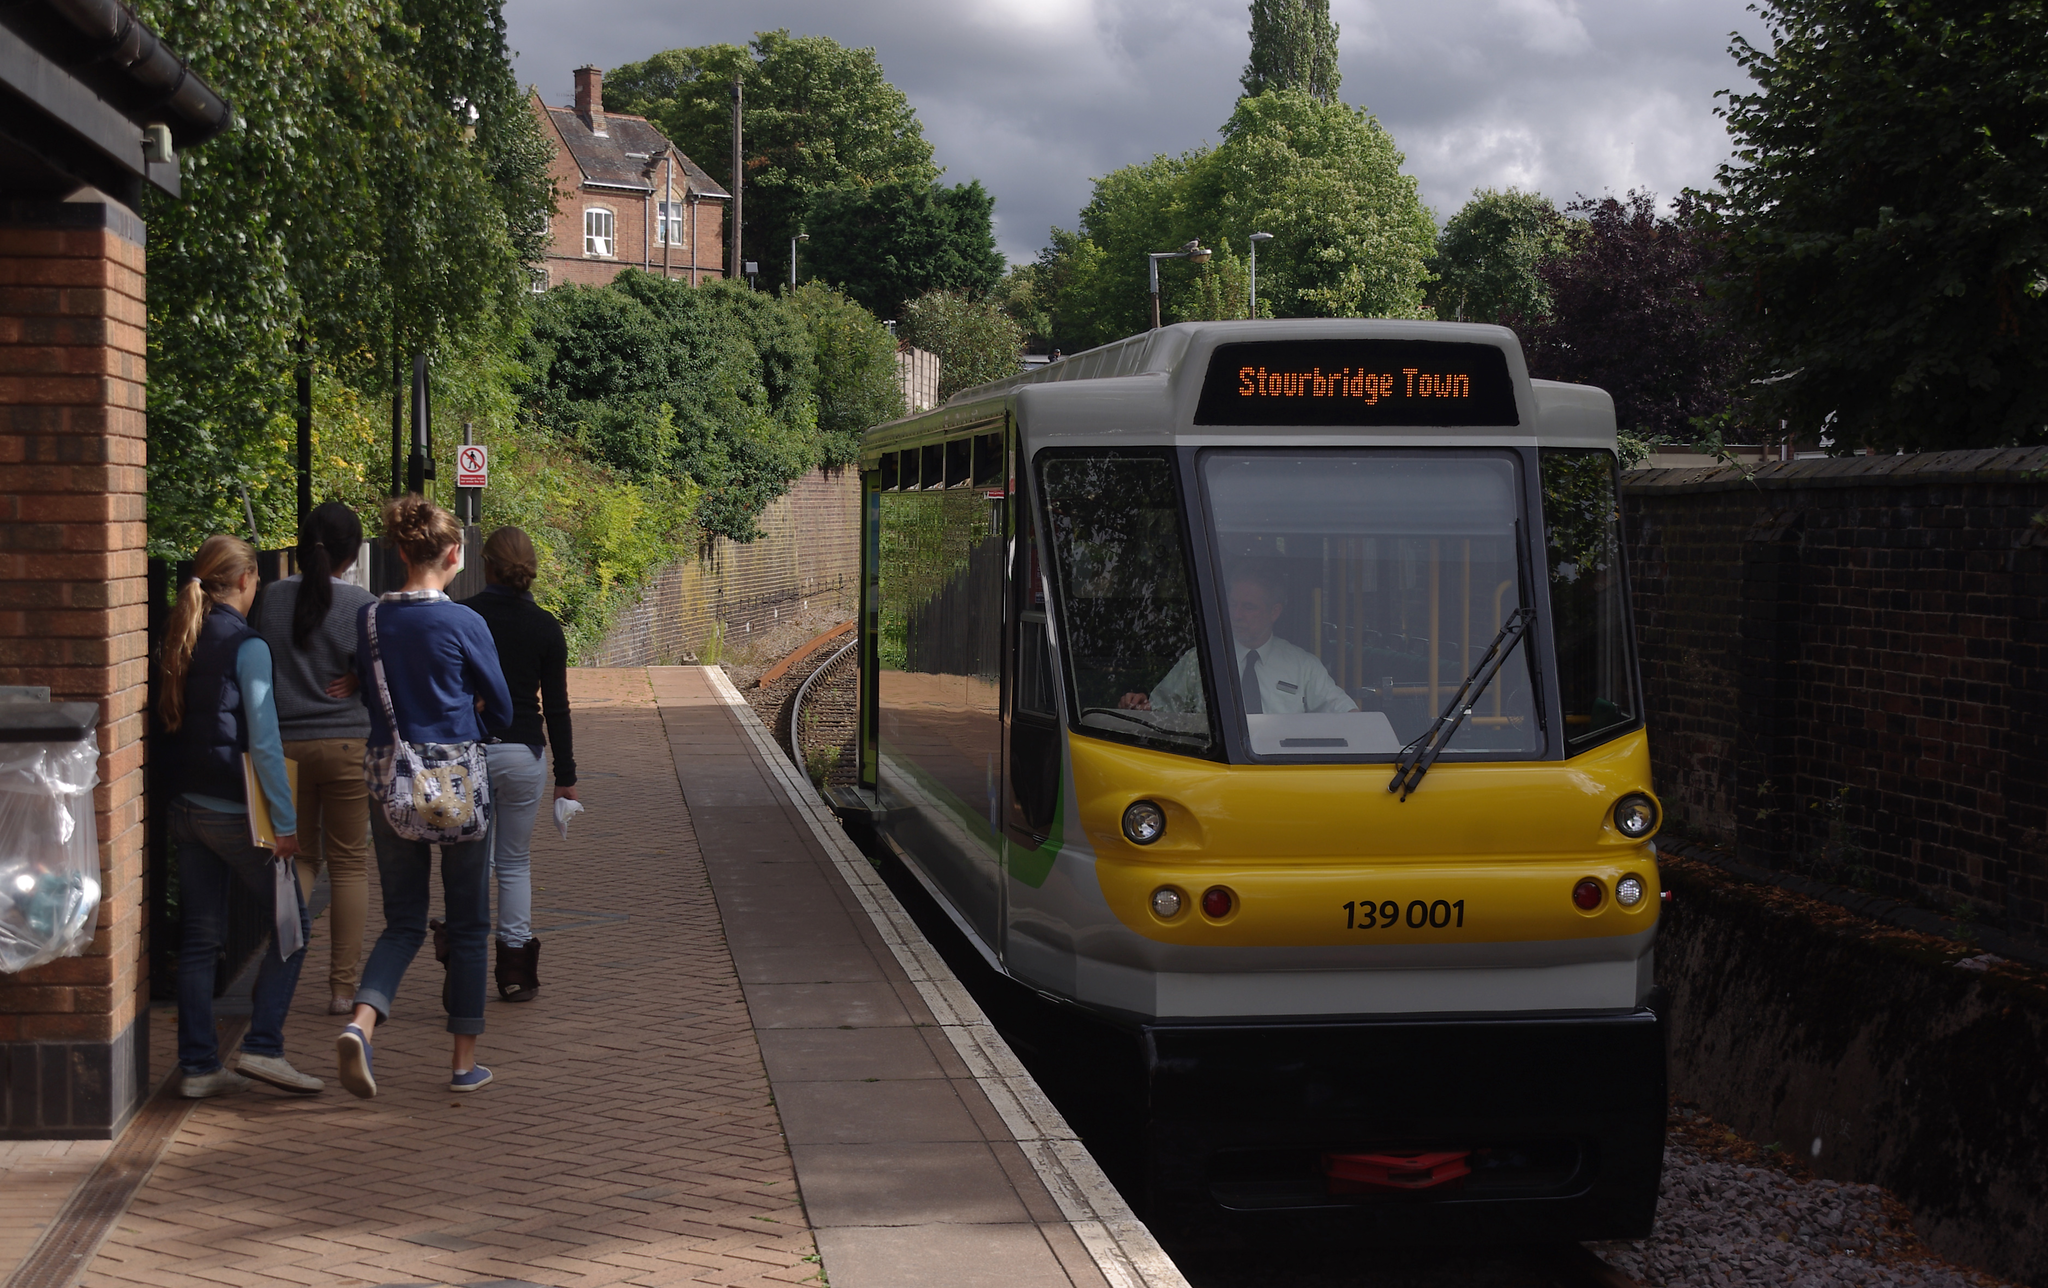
[162,535,322,1099]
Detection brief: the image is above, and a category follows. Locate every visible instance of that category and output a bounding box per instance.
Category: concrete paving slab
[788,1142,1034,1226]
[772,1077,986,1145]
[812,1223,1090,1288]
[755,1026,950,1081]
[742,982,920,1029]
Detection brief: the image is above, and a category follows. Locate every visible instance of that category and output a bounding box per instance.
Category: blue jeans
[171,798,311,1074]
[484,744,546,947]
[358,808,489,1035]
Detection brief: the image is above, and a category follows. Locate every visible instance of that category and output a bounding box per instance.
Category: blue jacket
[355,593,513,747]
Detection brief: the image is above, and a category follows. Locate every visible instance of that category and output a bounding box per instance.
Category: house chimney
[574,65,606,134]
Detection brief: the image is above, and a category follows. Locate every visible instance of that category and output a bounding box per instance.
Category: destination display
[1193,339,1519,426]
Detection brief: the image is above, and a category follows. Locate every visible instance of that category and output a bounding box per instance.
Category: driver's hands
[1118,692,1152,711]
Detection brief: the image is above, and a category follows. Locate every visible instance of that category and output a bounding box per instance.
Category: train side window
[1037,449,1214,755]
[1540,448,1641,750]
[945,438,972,487]
[972,434,1003,487]
[879,452,900,491]
[921,443,944,489]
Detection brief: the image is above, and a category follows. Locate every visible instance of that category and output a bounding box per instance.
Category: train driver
[1119,565,1356,716]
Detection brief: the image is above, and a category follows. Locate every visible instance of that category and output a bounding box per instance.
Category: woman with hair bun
[252,501,376,1015]
[460,526,577,1002]
[335,495,511,1099]
[161,534,322,1098]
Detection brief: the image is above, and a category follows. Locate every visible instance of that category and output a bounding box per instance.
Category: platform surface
[0,668,1160,1288]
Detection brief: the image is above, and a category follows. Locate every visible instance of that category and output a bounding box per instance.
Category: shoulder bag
[362,599,491,844]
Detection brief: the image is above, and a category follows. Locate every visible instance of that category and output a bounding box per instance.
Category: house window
[584,207,616,257]
[529,267,549,294]
[657,201,687,246]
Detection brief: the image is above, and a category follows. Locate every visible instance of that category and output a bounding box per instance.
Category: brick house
[532,66,729,289]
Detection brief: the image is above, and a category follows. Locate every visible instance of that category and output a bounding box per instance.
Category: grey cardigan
[252,575,376,741]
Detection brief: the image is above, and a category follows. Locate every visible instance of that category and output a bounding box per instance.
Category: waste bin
[0,702,102,973]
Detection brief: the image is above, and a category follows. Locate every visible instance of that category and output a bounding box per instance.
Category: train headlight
[1616,875,1646,907]
[1151,887,1183,918]
[1613,793,1660,839]
[1122,800,1166,845]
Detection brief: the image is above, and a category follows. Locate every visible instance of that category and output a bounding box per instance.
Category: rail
[787,635,858,778]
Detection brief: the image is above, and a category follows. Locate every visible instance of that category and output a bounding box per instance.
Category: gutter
[37,0,230,148]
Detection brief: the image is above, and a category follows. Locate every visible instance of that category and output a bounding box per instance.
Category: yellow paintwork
[1070,728,1662,948]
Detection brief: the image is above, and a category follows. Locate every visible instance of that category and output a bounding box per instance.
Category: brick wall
[0,201,152,1136]
[1624,449,2048,944]
[588,465,861,666]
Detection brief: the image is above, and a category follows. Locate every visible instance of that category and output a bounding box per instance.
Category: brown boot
[496,937,539,1002]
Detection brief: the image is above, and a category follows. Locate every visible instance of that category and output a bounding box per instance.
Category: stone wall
[587,465,860,666]
[0,202,152,1136]
[1623,449,2048,945]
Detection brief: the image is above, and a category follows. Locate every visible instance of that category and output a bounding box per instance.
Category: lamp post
[1148,240,1212,329]
[1248,231,1273,318]
[790,232,808,288]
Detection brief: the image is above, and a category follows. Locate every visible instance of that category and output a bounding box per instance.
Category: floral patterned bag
[362,600,490,844]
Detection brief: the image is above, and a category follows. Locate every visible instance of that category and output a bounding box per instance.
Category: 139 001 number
[1343,899,1464,930]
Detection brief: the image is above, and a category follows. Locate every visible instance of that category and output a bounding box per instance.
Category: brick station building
[0,0,228,1134]
[533,65,729,289]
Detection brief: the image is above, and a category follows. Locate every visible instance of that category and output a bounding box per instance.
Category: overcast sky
[504,0,1771,266]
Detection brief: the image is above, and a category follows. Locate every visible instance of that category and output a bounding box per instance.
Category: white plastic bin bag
[0,703,102,973]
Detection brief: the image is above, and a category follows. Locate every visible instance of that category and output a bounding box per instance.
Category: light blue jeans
[484,743,546,947]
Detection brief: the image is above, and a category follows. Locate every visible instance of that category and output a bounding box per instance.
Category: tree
[606,32,937,279]
[520,273,823,541]
[899,292,1024,402]
[1516,192,1751,444]
[1709,0,2048,450]
[785,282,906,460]
[804,179,1005,318]
[137,0,552,555]
[1430,189,1567,324]
[1242,0,1340,103]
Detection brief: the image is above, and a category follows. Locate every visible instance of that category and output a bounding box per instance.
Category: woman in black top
[460,527,576,1000]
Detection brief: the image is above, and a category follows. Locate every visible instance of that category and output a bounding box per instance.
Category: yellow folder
[241,753,299,850]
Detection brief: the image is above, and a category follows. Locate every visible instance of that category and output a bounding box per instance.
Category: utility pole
[294,335,312,529]
[729,75,743,284]
[405,351,430,497]
[388,325,403,497]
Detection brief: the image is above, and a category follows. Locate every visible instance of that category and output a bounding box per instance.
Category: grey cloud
[505,0,1768,265]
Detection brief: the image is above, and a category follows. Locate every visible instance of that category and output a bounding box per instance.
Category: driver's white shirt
[1148,634,1356,715]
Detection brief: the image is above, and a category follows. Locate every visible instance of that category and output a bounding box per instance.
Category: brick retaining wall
[587,466,860,666]
[1623,449,2048,946]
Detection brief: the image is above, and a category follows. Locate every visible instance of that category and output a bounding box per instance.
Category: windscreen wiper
[1387,607,1534,801]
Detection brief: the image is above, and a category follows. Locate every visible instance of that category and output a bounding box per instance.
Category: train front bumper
[1140,991,1667,1244]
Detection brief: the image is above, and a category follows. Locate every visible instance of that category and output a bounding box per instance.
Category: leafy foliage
[605,31,937,278]
[1708,0,2048,449]
[137,0,553,557]
[519,273,822,541]
[899,291,1025,402]
[1242,0,1341,103]
[804,179,1005,318]
[1430,189,1567,324]
[784,282,906,459]
[1515,193,1753,444]
[1038,90,1435,351]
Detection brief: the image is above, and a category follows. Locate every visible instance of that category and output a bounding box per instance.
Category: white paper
[553,797,584,840]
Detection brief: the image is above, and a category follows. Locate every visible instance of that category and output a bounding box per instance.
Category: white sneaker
[237,1053,324,1094]
[179,1067,250,1099]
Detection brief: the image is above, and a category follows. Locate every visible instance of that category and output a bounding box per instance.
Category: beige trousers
[285,737,370,997]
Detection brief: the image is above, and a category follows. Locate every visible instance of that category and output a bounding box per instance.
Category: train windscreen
[1194,449,1542,760]
[1539,448,1639,750]
[1037,450,1215,754]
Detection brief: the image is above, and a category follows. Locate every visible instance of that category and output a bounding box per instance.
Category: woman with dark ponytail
[253,502,376,1015]
[162,535,321,1099]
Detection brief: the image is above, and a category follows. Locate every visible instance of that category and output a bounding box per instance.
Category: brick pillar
[0,201,151,1137]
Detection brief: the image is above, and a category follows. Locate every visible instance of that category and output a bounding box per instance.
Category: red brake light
[1572,878,1604,911]
[1202,886,1234,918]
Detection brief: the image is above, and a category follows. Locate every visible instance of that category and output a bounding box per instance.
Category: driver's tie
[1242,649,1262,714]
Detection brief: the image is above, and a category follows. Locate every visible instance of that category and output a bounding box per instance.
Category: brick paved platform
[0,668,1183,1288]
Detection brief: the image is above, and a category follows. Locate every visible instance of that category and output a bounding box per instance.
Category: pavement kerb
[700,665,1192,1288]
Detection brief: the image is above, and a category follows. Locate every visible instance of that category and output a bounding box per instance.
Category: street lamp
[1148,240,1212,329]
[790,232,809,288]
[1248,232,1273,318]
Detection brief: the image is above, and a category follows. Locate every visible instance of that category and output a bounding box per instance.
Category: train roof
[863,319,1617,458]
